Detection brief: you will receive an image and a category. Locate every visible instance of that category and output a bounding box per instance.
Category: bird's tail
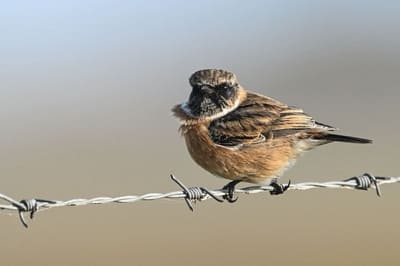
[314,133,372,144]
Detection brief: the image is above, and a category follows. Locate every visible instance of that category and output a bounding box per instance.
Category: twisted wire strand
[0,173,399,227]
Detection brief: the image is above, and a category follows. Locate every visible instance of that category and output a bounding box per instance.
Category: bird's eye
[216,83,229,90]
[217,83,234,99]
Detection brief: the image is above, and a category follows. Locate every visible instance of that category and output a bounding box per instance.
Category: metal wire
[0,173,399,228]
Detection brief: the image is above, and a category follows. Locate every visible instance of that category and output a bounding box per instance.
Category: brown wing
[208,92,335,147]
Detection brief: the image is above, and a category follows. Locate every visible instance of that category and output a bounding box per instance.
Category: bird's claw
[222,186,238,203]
[270,179,291,195]
[222,180,241,203]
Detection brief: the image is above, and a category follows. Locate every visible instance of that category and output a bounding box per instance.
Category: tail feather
[314,133,372,144]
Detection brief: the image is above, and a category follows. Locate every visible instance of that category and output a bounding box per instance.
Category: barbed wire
[0,173,399,228]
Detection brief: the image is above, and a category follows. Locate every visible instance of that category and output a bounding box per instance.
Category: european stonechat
[172,69,371,202]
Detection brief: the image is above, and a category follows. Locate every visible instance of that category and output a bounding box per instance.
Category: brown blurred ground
[0,1,399,265]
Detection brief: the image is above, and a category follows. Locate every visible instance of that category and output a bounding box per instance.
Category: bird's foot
[269,179,291,195]
[222,180,242,203]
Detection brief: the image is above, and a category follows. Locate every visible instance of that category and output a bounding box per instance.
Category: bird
[172,69,371,202]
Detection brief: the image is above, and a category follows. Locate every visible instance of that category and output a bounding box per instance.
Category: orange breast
[182,122,297,184]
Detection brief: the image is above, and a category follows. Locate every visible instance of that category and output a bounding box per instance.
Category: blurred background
[1,1,399,265]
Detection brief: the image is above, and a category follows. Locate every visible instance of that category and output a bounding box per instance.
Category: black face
[187,82,239,118]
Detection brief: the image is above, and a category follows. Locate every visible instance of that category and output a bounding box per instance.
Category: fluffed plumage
[173,69,371,186]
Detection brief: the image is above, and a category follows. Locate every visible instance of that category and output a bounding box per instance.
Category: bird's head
[181,69,245,120]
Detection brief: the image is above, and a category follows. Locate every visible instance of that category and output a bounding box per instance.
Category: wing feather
[208,92,335,147]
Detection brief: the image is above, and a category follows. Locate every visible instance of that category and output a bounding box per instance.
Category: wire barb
[346,173,381,197]
[15,199,56,228]
[170,174,223,211]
